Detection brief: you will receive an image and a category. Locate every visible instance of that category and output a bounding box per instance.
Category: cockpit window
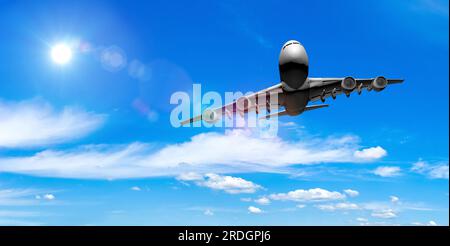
[283,41,300,50]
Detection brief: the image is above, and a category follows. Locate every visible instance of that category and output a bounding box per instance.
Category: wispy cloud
[371,209,397,219]
[0,210,42,226]
[0,129,387,179]
[356,217,368,223]
[219,2,272,48]
[0,189,38,206]
[35,193,56,201]
[316,202,360,211]
[411,160,449,179]
[413,0,449,16]
[130,186,141,191]
[411,220,438,226]
[343,189,359,197]
[204,209,214,216]
[390,196,400,204]
[0,210,40,218]
[315,201,399,219]
[254,197,271,205]
[0,98,105,148]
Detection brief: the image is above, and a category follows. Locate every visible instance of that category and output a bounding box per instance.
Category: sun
[50,43,73,65]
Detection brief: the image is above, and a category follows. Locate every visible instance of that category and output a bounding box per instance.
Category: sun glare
[50,43,73,65]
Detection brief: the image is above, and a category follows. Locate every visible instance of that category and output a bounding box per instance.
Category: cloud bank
[0,129,387,179]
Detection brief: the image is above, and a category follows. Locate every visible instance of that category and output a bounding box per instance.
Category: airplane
[181,40,404,125]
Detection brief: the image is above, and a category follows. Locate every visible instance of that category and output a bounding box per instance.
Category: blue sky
[0,0,448,225]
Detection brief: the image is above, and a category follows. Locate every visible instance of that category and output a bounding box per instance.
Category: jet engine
[341,76,357,91]
[202,109,221,124]
[372,76,388,92]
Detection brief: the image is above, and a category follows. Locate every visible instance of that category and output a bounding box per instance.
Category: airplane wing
[307,77,404,102]
[180,83,283,125]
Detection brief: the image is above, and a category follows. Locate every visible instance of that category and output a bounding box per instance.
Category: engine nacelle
[202,109,221,124]
[372,76,388,92]
[279,40,309,91]
[341,77,357,91]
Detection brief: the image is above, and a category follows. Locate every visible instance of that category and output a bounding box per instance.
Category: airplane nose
[282,40,301,50]
[279,41,308,67]
[279,40,309,90]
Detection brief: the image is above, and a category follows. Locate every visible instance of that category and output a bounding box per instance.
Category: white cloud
[0,99,105,148]
[240,198,252,202]
[35,193,55,201]
[428,165,449,179]
[354,146,387,160]
[390,196,400,204]
[316,202,360,211]
[204,209,214,216]
[373,166,401,177]
[296,204,306,209]
[0,129,386,179]
[176,172,204,181]
[343,189,359,197]
[371,209,397,219]
[411,220,438,226]
[248,206,262,214]
[254,197,270,205]
[130,186,141,191]
[411,160,449,179]
[198,173,262,194]
[178,173,262,194]
[359,221,401,226]
[428,220,437,226]
[412,221,438,226]
[361,200,432,215]
[411,221,438,226]
[280,121,298,127]
[43,194,55,200]
[269,188,346,202]
[356,217,368,222]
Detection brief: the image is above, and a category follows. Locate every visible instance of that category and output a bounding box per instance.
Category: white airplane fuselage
[278,40,310,116]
